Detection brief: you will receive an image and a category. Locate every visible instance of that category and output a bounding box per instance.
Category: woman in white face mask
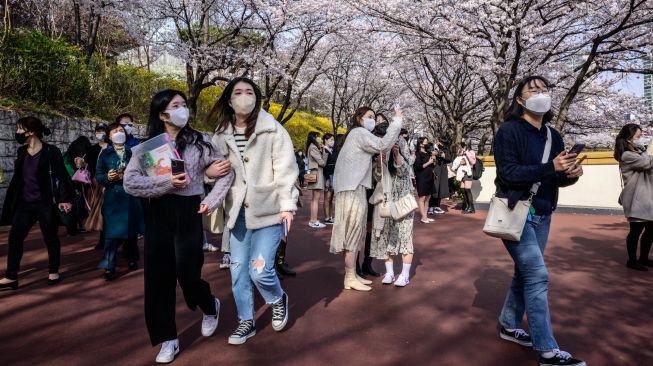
[95,123,144,281]
[123,89,234,363]
[206,77,299,346]
[329,106,403,291]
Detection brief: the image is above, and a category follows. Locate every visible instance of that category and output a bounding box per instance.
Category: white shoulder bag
[483,127,551,241]
[374,153,418,220]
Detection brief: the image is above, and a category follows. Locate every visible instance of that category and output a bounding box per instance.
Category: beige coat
[307,143,327,190]
[619,150,653,221]
[211,109,299,249]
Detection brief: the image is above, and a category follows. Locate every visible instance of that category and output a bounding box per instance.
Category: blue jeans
[499,214,558,352]
[229,209,284,321]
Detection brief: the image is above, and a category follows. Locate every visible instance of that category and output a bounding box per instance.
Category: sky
[615,74,645,97]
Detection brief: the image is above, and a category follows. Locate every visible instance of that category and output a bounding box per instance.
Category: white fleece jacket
[211,109,299,248]
[452,155,473,181]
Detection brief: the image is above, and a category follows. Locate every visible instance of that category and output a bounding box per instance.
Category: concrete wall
[473,164,622,210]
[0,109,146,214]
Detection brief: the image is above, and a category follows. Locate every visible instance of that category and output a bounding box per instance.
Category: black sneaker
[228,319,256,345]
[271,293,289,331]
[499,325,533,347]
[539,349,586,366]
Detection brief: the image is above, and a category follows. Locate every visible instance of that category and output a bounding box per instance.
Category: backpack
[472,159,484,180]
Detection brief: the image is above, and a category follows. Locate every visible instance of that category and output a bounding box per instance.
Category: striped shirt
[234,126,248,155]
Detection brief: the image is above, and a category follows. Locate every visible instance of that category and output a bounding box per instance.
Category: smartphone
[568,143,586,155]
[171,159,185,175]
[282,219,289,238]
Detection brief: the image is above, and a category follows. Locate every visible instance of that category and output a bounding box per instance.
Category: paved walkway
[0,199,651,366]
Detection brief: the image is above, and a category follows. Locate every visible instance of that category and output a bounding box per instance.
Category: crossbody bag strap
[529,126,553,198]
[47,146,57,205]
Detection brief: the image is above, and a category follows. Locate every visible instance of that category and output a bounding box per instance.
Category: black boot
[361,233,380,277]
[276,239,296,277]
[356,253,366,279]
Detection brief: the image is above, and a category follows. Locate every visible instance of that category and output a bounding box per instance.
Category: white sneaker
[394,275,410,287]
[434,207,445,214]
[203,243,218,252]
[201,298,220,337]
[155,339,179,364]
[427,218,435,222]
[308,221,327,228]
[382,273,396,285]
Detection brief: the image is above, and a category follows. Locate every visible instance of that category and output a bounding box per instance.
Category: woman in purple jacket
[124,89,233,364]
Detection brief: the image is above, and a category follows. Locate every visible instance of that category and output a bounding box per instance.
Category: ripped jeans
[229,208,284,321]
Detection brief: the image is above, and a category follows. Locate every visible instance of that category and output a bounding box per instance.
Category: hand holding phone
[171,159,185,175]
[568,143,586,155]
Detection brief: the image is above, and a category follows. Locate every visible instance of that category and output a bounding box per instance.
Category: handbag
[483,127,551,241]
[374,155,418,220]
[304,169,318,184]
[72,164,91,185]
[203,206,224,234]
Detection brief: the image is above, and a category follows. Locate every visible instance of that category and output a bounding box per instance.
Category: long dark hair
[206,77,262,139]
[65,136,92,165]
[305,131,320,153]
[147,89,212,155]
[505,76,554,124]
[16,116,51,140]
[614,123,642,162]
[339,106,374,151]
[415,136,428,152]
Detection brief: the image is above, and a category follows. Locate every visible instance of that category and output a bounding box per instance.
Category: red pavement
[0,198,652,366]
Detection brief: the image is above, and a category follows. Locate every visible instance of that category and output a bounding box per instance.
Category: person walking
[493,76,585,366]
[413,137,435,223]
[370,138,415,287]
[452,147,475,213]
[95,123,144,280]
[431,138,451,214]
[306,132,328,228]
[296,150,306,187]
[329,105,402,292]
[614,123,653,271]
[206,77,298,345]
[0,116,73,289]
[323,133,336,224]
[124,89,233,363]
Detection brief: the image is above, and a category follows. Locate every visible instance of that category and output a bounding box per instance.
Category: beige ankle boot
[356,274,373,285]
[344,268,372,291]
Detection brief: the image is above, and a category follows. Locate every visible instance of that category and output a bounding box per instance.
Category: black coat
[0,143,74,226]
[413,150,435,197]
[433,147,452,198]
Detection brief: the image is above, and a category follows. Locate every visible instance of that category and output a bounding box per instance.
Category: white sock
[401,263,411,278]
[385,261,394,275]
[541,351,555,358]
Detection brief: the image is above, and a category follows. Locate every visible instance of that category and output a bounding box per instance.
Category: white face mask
[327,140,334,148]
[362,117,376,131]
[164,107,189,128]
[123,125,133,135]
[95,133,106,141]
[231,95,257,115]
[111,131,126,144]
[523,93,552,115]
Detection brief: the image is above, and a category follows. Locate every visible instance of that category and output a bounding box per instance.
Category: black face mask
[15,132,27,144]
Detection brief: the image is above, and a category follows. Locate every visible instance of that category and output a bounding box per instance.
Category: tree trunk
[477,128,492,155]
[73,0,81,45]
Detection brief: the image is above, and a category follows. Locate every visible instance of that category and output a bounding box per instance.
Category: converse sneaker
[499,325,533,347]
[434,207,445,214]
[201,298,220,337]
[323,218,334,224]
[228,319,256,345]
[271,293,289,331]
[155,339,179,364]
[539,349,586,366]
[308,221,326,228]
[203,243,218,252]
[219,253,231,269]
[381,273,396,285]
[394,274,410,287]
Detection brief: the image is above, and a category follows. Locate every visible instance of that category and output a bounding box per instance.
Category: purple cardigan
[123,141,233,212]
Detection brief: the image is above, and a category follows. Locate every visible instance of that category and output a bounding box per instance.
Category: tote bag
[483,127,551,241]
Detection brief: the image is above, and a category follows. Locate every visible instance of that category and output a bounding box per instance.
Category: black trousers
[626,222,653,262]
[5,201,61,280]
[143,194,216,346]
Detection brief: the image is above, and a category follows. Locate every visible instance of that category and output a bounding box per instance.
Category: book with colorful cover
[131,133,180,177]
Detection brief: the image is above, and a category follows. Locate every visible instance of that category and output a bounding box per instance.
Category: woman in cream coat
[329,105,402,292]
[306,132,328,228]
[207,77,298,345]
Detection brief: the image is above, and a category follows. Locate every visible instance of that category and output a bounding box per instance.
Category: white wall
[473,164,622,209]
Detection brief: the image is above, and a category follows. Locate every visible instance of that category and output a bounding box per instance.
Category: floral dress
[370,139,415,258]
